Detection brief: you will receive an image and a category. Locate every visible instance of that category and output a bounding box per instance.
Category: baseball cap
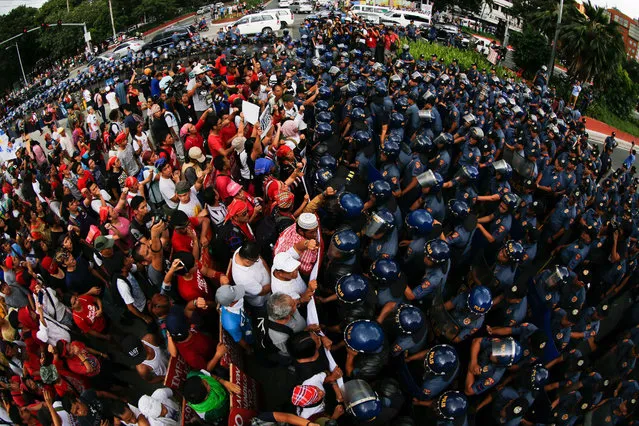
[176,181,191,195]
[166,306,190,341]
[272,252,301,273]
[40,256,58,274]
[254,158,275,175]
[121,335,147,365]
[188,147,206,163]
[215,285,245,307]
[151,104,161,115]
[94,236,115,251]
[170,210,190,229]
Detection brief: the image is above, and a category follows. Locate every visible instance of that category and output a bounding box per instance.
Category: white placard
[241,101,260,125]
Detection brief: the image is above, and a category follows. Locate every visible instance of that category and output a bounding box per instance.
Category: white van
[350,4,391,15]
[270,8,295,27]
[291,0,313,13]
[379,9,432,27]
[232,12,282,35]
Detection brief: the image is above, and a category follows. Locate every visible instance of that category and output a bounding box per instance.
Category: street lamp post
[108,0,117,40]
[6,43,27,87]
[548,0,564,85]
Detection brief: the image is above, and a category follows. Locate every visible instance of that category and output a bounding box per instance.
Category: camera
[153,213,167,224]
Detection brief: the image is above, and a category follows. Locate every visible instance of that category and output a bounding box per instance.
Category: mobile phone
[37,291,44,305]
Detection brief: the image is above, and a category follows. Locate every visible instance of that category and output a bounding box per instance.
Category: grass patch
[405,39,516,79]
[588,102,639,137]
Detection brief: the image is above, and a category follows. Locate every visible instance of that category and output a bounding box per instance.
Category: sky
[0,0,638,20]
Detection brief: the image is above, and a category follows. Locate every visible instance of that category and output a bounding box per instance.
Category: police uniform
[551,390,581,426]
[422,192,446,222]
[551,308,573,351]
[492,262,518,293]
[500,295,528,327]
[446,223,475,260]
[381,162,402,194]
[368,228,399,261]
[470,338,508,395]
[449,294,484,341]
[458,141,481,169]
[430,148,451,178]
[559,238,592,270]
[487,212,513,244]
[491,387,526,426]
[511,323,542,365]
[411,263,450,301]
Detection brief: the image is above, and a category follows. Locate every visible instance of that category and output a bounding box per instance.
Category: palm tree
[558,1,625,83]
[527,0,579,38]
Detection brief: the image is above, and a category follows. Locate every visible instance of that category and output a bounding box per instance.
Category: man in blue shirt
[216,285,253,352]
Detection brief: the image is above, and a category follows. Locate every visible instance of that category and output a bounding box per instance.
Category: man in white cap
[186,65,213,119]
[273,212,322,281]
[138,388,181,426]
[271,252,317,303]
[216,284,253,352]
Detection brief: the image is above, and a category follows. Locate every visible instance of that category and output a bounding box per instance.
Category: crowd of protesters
[0,7,636,426]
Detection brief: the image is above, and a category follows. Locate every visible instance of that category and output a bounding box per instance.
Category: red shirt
[177,266,211,302]
[220,122,238,145]
[65,341,101,377]
[172,228,194,253]
[207,133,224,157]
[214,173,233,201]
[176,331,216,370]
[72,295,106,333]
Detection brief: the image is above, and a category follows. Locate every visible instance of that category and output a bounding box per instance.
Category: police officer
[405,344,460,401]
[471,239,524,293]
[401,209,438,273]
[413,391,468,426]
[443,165,480,207]
[405,239,451,303]
[487,322,549,367]
[324,227,361,288]
[321,274,378,334]
[442,285,493,343]
[370,258,407,307]
[344,319,390,381]
[342,379,382,424]
[489,282,529,327]
[414,171,446,222]
[473,193,519,257]
[363,207,399,261]
[377,303,428,357]
[465,336,522,395]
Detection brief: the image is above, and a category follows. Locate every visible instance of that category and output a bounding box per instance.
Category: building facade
[606,8,639,62]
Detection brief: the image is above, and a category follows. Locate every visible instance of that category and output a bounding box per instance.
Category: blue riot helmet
[344,320,385,353]
[501,193,521,211]
[318,86,332,99]
[467,286,492,315]
[448,199,471,219]
[395,304,425,335]
[503,240,525,263]
[316,111,334,124]
[433,132,454,147]
[459,165,479,181]
[411,135,434,154]
[405,210,434,236]
[468,127,484,142]
[374,80,388,96]
[315,122,333,141]
[336,274,369,304]
[491,337,522,366]
[424,344,459,375]
[530,364,550,390]
[350,107,367,121]
[346,83,359,98]
[381,138,400,161]
[424,239,450,264]
[338,192,364,218]
[352,129,372,147]
[395,96,409,113]
[492,159,513,180]
[368,180,392,202]
[318,154,337,172]
[416,170,444,191]
[315,99,330,112]
[370,258,401,283]
[296,47,306,58]
[314,168,334,190]
[328,228,360,260]
[437,391,468,420]
[336,74,349,84]
[390,112,405,129]
[352,95,366,109]
[343,379,382,421]
[363,208,395,238]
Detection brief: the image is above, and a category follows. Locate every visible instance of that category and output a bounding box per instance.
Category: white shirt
[83,89,92,102]
[106,91,119,110]
[90,190,113,214]
[186,77,212,112]
[231,249,270,307]
[87,113,99,132]
[271,273,307,300]
[177,187,202,218]
[159,176,178,209]
[117,272,147,312]
[140,388,181,426]
[60,135,75,157]
[297,372,327,419]
[164,111,180,135]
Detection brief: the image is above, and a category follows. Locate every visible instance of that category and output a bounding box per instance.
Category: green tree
[134,0,178,24]
[557,1,625,83]
[510,25,551,78]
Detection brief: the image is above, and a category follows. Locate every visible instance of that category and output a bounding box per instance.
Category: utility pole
[548,0,564,85]
[5,43,27,87]
[108,0,117,40]
[66,0,70,13]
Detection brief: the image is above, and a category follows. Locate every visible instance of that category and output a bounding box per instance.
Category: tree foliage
[433,0,491,15]
[510,25,551,79]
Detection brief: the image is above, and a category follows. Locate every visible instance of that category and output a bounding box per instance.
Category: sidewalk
[585,116,637,145]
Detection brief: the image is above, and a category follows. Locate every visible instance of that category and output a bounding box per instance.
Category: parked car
[350,4,391,14]
[435,24,470,48]
[145,26,193,51]
[111,39,146,58]
[291,1,313,13]
[355,11,384,24]
[197,6,211,14]
[279,0,291,7]
[379,9,432,27]
[270,8,295,27]
[232,12,281,35]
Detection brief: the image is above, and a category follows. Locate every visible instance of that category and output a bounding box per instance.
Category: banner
[221,329,244,369]
[228,363,259,426]
[0,134,23,163]
[420,3,433,17]
[164,355,199,424]
[259,105,272,139]
[487,48,499,65]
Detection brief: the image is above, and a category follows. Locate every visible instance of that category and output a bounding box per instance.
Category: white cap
[273,252,301,273]
[297,212,318,230]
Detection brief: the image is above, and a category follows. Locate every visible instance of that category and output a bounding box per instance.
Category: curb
[142,13,197,37]
[585,116,638,144]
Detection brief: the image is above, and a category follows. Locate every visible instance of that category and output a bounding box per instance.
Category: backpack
[102,273,132,318]
[109,121,123,142]
[254,211,294,263]
[252,315,293,367]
